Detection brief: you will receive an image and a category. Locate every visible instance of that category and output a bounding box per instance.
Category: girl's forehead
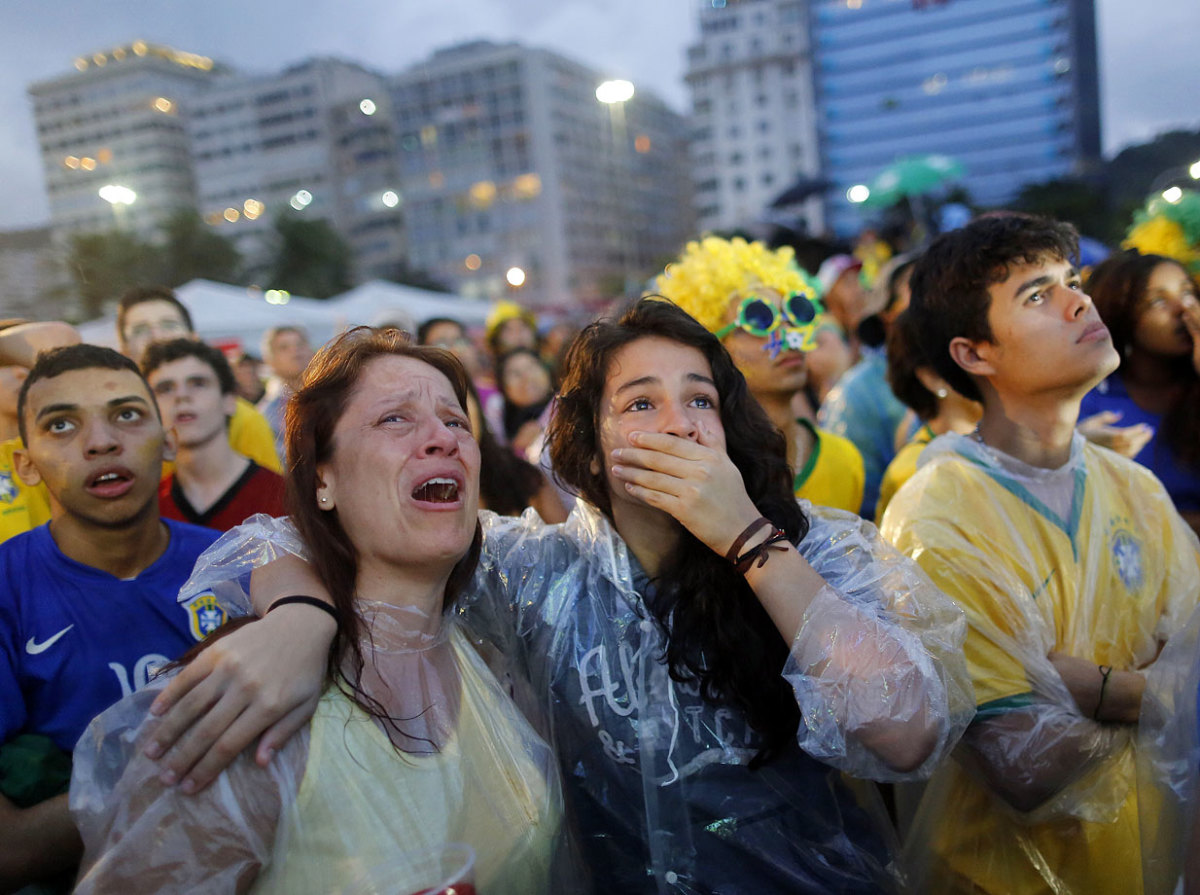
[603,337,714,386]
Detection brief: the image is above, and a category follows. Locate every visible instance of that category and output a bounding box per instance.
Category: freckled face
[596,337,725,512]
[18,368,165,528]
[316,356,480,577]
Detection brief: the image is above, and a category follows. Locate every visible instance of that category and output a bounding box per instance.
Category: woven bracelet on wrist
[267,595,339,628]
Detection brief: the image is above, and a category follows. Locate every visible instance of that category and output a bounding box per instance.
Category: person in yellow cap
[654,236,865,513]
[485,300,539,362]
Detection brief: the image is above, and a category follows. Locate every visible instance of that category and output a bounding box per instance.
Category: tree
[65,229,158,318]
[381,261,452,293]
[1012,178,1117,243]
[158,210,241,287]
[266,216,353,298]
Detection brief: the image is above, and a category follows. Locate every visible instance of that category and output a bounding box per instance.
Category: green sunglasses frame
[714,289,825,339]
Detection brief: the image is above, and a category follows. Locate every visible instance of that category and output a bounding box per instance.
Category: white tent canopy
[326,280,491,333]
[76,280,337,354]
[75,279,493,355]
[173,280,338,351]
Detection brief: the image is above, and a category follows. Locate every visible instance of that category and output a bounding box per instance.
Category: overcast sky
[2,0,1197,231]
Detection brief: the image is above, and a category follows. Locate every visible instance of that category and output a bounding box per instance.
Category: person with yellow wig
[654,236,865,513]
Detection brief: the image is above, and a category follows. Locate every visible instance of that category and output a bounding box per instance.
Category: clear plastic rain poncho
[70,517,570,895]
[881,432,1200,895]
[461,497,972,894]
[1138,600,1200,893]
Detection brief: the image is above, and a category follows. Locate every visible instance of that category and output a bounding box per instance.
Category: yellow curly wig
[651,236,814,333]
[1123,217,1200,273]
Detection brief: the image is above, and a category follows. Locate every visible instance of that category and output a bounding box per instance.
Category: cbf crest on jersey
[1108,522,1145,594]
[0,470,18,505]
[182,592,227,640]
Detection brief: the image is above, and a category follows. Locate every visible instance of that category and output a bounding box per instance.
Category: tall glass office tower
[811,0,1101,235]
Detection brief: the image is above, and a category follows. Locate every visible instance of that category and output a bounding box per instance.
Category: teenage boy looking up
[880,214,1200,894]
[116,286,281,473]
[0,345,223,891]
[143,339,285,532]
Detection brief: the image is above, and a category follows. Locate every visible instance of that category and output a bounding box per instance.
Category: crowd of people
[1,203,1199,895]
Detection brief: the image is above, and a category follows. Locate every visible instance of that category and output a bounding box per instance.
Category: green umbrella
[861,154,965,208]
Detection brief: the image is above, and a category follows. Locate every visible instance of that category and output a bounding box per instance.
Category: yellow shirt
[229,398,282,472]
[882,436,1200,895]
[0,437,50,544]
[255,628,560,895]
[874,424,934,524]
[793,419,865,514]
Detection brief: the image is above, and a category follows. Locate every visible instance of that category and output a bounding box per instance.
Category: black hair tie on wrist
[267,595,339,627]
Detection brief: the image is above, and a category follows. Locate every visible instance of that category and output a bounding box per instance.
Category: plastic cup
[338,842,476,895]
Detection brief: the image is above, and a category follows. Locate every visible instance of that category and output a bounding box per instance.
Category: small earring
[319,496,328,504]
[936,388,948,399]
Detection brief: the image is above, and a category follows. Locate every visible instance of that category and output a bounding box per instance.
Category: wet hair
[885,310,940,421]
[116,286,194,341]
[1087,249,1200,468]
[548,297,809,767]
[416,317,466,345]
[908,212,1079,402]
[18,344,156,445]
[140,338,237,396]
[285,326,482,729]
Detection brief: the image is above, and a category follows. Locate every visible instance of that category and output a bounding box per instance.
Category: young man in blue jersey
[0,344,225,892]
[881,214,1200,894]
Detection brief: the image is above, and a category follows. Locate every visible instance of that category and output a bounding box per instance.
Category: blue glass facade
[812,0,1101,235]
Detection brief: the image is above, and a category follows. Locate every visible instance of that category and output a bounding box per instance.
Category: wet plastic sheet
[1138,601,1200,894]
[881,432,1200,895]
[460,499,972,893]
[70,517,567,895]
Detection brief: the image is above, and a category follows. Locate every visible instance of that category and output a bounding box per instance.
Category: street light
[595,79,635,104]
[846,184,870,204]
[596,80,637,296]
[1148,159,1200,199]
[98,184,136,228]
[506,266,527,288]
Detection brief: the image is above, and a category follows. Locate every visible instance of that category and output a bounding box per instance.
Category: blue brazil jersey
[0,520,223,753]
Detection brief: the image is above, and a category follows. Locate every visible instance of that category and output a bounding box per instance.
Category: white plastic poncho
[70,517,569,895]
[461,498,971,894]
[1138,600,1200,894]
[881,432,1200,895]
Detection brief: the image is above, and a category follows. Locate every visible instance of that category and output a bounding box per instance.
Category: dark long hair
[1087,250,1200,468]
[548,298,809,766]
[466,377,546,515]
[284,326,483,724]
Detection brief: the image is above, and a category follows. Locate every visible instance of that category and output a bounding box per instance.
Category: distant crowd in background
[1,192,1200,895]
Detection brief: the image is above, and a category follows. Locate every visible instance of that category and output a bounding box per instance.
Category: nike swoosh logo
[26,625,74,655]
